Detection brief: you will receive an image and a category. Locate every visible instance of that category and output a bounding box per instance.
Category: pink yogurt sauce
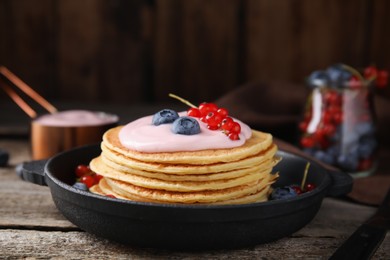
[33,110,118,127]
[119,112,252,153]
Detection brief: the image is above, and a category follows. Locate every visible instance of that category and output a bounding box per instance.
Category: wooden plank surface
[154,0,241,103]
[0,139,389,258]
[1,0,389,104]
[244,0,368,84]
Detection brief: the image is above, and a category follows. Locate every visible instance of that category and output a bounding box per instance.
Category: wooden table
[1,139,389,259]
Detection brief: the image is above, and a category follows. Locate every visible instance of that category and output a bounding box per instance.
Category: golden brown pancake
[89,124,280,205]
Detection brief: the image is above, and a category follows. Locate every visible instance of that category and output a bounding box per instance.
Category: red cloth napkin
[216,81,390,205]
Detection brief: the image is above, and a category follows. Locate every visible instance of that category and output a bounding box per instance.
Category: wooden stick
[0,66,57,114]
[0,83,37,118]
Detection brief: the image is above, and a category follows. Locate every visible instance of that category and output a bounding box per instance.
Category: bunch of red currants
[187,102,242,140]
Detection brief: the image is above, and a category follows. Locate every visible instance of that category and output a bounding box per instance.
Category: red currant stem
[169,93,197,108]
[300,162,311,191]
[341,64,365,82]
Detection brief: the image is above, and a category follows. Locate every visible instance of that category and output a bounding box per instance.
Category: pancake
[100,142,278,174]
[90,156,275,192]
[102,174,277,204]
[92,155,280,182]
[103,126,273,165]
[88,113,280,205]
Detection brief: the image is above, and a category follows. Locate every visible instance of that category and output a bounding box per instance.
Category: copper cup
[31,111,118,160]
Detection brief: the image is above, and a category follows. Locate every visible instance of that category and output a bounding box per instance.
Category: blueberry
[72,182,88,191]
[0,149,9,167]
[355,122,375,137]
[326,64,352,88]
[314,150,335,165]
[171,117,201,135]
[270,186,298,200]
[337,153,358,171]
[303,148,317,157]
[152,109,179,126]
[307,70,330,88]
[358,136,377,158]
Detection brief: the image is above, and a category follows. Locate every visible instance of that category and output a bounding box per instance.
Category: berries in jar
[299,64,387,176]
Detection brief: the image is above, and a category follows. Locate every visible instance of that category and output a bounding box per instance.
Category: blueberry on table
[171,117,201,135]
[0,149,9,167]
[152,109,179,126]
[270,186,298,200]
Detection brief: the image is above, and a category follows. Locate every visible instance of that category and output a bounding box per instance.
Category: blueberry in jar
[326,64,352,88]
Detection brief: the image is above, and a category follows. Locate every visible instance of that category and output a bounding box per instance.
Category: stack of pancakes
[89,126,279,204]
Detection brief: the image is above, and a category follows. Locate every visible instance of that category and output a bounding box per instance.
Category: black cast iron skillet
[19,144,353,250]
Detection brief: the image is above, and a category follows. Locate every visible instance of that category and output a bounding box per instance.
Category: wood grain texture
[0,0,56,99]
[154,0,241,103]
[244,0,368,84]
[0,0,389,104]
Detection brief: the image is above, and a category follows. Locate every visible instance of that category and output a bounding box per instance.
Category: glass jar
[299,64,379,177]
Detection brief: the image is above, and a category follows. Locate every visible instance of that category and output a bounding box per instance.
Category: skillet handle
[16,159,48,186]
[326,169,353,197]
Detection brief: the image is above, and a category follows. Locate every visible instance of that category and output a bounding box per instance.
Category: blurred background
[0,0,389,105]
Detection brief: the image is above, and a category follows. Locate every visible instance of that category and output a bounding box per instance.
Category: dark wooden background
[0,0,389,104]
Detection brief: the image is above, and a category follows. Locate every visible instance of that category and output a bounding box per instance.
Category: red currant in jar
[300,136,315,148]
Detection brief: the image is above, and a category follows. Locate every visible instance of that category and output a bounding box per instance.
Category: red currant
[291,185,302,195]
[376,70,388,88]
[75,164,91,177]
[80,175,97,188]
[357,158,373,171]
[322,124,336,136]
[228,132,239,140]
[349,75,362,89]
[221,117,234,131]
[95,174,103,183]
[187,107,201,117]
[217,108,228,118]
[199,103,218,116]
[299,121,308,132]
[305,183,316,192]
[230,122,241,134]
[364,66,378,79]
[300,136,315,148]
